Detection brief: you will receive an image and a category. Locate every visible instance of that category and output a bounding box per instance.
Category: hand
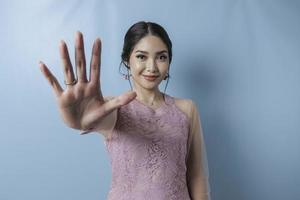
[39,31,136,132]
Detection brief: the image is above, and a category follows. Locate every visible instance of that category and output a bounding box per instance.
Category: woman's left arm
[186,100,211,200]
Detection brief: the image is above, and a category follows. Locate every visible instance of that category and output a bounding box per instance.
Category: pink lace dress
[103,93,192,200]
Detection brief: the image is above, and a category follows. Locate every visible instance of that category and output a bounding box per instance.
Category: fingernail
[76,31,82,38]
[93,40,99,51]
[96,38,101,44]
[95,39,100,48]
[60,40,65,47]
[38,61,43,67]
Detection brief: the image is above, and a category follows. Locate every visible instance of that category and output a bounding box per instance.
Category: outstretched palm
[39,32,136,132]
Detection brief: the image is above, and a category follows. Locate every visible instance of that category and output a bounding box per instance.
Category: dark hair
[119,21,172,93]
[121,21,172,67]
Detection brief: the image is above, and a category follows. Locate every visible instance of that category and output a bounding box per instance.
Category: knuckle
[91,63,98,70]
[76,59,86,68]
[114,97,121,106]
[64,66,72,74]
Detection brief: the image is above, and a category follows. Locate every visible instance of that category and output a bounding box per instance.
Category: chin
[138,82,161,91]
[141,84,159,90]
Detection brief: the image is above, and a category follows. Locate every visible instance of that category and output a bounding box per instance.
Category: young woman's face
[127,35,170,91]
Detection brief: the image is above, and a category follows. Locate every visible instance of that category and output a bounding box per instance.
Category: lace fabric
[103,93,210,200]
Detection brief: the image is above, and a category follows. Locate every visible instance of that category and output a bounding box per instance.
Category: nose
[146,58,158,72]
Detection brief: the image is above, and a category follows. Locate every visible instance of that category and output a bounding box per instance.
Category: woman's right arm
[39,31,136,138]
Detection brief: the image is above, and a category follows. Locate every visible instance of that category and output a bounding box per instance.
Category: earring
[164,73,169,80]
[123,74,130,80]
[123,67,131,80]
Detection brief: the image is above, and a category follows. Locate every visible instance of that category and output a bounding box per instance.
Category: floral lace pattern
[104,94,191,200]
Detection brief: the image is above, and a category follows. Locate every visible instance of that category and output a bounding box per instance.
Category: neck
[132,84,164,105]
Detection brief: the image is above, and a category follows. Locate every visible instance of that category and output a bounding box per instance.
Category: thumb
[79,91,137,135]
[103,90,137,114]
[118,90,137,105]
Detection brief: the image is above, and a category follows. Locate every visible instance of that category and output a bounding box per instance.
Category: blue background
[0,0,299,199]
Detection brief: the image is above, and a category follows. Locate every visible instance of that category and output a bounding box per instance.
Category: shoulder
[173,97,197,120]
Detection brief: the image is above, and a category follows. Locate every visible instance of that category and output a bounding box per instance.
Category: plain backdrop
[0,0,299,200]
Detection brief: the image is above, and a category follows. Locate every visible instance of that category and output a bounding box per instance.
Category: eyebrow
[134,50,168,54]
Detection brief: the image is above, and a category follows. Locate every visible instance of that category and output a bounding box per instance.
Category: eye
[159,55,167,61]
[136,55,146,60]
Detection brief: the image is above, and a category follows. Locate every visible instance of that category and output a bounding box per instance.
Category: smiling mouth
[143,75,159,81]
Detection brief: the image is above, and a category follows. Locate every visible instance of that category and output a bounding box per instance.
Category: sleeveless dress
[103,93,192,200]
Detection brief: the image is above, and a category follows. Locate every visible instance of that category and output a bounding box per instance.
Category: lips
[143,75,159,81]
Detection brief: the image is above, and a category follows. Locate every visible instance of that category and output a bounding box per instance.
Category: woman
[39,21,210,200]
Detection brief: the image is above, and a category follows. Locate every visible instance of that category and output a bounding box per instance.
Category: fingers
[59,40,76,87]
[75,31,88,83]
[39,61,63,98]
[90,38,101,85]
